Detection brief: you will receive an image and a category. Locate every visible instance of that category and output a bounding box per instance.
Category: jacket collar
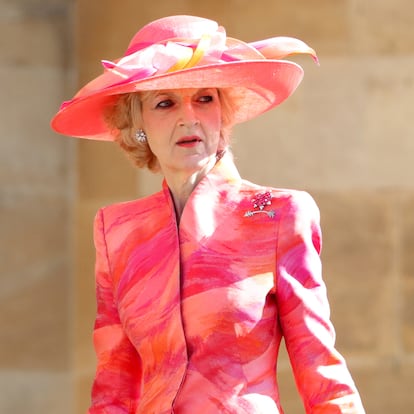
[161,151,242,238]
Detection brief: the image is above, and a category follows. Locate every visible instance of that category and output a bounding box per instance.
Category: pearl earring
[135,129,147,143]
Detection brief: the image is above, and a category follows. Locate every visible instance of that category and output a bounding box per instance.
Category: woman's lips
[176,136,202,147]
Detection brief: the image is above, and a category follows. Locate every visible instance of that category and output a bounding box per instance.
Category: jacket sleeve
[275,191,365,413]
[88,208,141,414]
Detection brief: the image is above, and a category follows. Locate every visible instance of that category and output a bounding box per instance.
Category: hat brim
[51,60,303,140]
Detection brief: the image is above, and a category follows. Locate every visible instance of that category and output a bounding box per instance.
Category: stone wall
[2,0,413,413]
[0,0,74,413]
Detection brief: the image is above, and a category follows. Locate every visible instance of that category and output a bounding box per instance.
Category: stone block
[0,1,72,414]
[0,258,70,370]
[0,14,68,68]
[353,362,414,413]
[313,191,395,355]
[358,57,414,189]
[402,194,414,352]
[0,190,69,277]
[77,140,137,201]
[233,0,352,55]
[0,371,72,414]
[76,0,151,80]
[75,372,95,414]
[234,55,414,191]
[353,0,414,55]
[0,66,73,192]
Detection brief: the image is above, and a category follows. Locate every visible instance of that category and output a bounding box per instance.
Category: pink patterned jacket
[89,154,365,414]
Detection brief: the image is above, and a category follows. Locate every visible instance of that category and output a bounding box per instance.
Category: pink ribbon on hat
[101,27,317,82]
[101,28,227,79]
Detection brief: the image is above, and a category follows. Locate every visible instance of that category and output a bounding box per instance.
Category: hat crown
[125,15,219,55]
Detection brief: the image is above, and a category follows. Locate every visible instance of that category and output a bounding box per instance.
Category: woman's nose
[178,101,199,126]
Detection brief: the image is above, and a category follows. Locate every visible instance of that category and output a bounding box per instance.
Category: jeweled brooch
[244,191,275,218]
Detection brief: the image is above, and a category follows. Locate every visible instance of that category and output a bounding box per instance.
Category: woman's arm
[276,191,365,413]
[88,209,141,414]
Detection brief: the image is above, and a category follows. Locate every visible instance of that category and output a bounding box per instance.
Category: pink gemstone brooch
[244,191,275,218]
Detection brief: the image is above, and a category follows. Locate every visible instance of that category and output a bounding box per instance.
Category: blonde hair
[104,89,236,172]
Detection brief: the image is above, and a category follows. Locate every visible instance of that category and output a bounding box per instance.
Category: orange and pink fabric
[89,154,365,413]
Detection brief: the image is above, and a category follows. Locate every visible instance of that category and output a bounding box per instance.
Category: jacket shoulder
[97,190,166,227]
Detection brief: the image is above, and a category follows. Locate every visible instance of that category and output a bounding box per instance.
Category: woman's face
[140,88,222,177]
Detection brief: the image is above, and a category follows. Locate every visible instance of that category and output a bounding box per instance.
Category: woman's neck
[164,157,217,222]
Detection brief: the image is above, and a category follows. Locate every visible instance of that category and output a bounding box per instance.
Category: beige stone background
[1,0,413,413]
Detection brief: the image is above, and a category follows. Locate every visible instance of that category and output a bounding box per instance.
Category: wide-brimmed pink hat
[51,15,317,140]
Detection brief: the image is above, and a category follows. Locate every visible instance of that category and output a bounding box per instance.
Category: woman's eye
[156,99,173,108]
[198,95,213,103]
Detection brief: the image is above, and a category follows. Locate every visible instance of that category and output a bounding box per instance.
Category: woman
[52,15,365,414]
